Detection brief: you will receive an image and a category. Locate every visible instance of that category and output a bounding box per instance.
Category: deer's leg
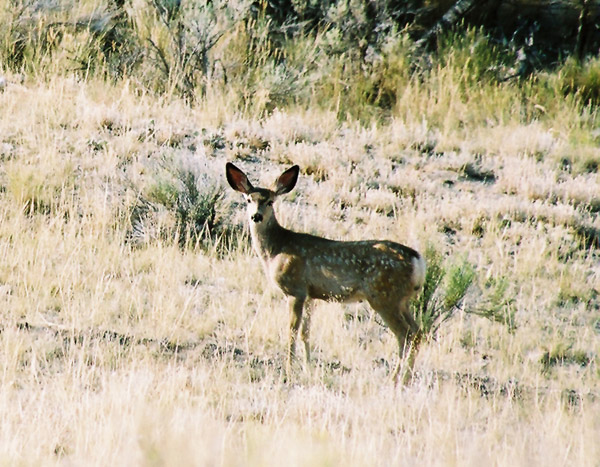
[287,295,306,376]
[371,298,421,385]
[393,298,422,385]
[300,302,312,364]
[392,329,422,385]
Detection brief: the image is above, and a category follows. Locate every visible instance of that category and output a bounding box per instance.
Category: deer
[225,162,426,384]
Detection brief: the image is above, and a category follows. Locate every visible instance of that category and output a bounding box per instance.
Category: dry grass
[0,72,598,466]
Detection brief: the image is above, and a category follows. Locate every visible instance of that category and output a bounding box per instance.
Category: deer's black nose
[251,213,263,223]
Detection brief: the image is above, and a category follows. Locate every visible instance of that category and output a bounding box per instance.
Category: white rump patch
[411,254,426,290]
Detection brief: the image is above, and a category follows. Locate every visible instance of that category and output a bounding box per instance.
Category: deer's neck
[249,214,287,262]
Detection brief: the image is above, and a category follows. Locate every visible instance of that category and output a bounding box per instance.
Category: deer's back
[264,230,421,303]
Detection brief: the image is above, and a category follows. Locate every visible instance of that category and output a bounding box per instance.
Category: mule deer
[226,163,426,384]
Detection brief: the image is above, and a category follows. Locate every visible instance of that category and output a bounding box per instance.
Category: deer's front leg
[286,295,306,377]
[300,302,312,364]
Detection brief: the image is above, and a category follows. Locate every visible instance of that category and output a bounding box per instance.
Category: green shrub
[412,245,445,335]
[413,245,475,338]
[558,55,600,106]
[473,276,516,332]
[132,163,244,254]
[540,343,591,373]
[171,169,224,247]
[413,245,517,339]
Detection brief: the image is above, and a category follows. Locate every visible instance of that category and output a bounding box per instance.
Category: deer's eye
[266,200,274,206]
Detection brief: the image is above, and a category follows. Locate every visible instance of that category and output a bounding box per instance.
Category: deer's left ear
[274,165,299,195]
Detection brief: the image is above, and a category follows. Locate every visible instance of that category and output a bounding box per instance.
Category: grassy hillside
[0,1,599,465]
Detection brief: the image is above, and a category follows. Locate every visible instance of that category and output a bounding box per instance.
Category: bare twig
[414,0,478,52]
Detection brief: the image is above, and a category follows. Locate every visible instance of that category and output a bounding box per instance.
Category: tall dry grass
[0,2,599,465]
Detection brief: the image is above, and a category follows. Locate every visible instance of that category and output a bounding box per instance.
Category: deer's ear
[226,163,254,194]
[274,165,299,195]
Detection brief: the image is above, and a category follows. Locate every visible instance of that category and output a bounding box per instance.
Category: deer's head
[226,163,299,225]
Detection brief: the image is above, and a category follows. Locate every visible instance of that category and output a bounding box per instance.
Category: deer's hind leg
[369,297,421,385]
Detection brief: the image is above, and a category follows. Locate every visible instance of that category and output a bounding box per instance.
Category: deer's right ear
[226,163,254,194]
